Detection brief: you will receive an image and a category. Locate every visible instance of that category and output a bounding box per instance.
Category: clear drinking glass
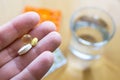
[69,7,115,69]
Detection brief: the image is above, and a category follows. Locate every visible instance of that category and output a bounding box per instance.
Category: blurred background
[0,0,120,80]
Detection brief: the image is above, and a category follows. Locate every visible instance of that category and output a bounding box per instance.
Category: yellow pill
[31,37,38,46]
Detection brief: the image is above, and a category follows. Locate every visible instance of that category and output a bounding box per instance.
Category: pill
[21,34,32,44]
[18,44,32,55]
[31,37,38,46]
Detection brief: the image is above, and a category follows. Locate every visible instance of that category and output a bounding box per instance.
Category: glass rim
[70,7,116,47]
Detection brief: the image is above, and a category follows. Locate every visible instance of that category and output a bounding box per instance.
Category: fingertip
[24,12,40,25]
[40,21,57,31]
[49,31,62,47]
[41,51,54,66]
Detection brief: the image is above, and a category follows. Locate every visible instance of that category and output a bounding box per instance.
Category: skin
[0,12,61,80]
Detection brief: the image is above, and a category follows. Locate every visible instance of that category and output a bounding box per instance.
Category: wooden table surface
[0,0,120,80]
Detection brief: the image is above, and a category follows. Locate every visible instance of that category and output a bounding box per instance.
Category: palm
[0,12,61,80]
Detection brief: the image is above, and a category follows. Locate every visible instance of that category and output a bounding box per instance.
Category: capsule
[18,44,32,55]
[21,34,32,44]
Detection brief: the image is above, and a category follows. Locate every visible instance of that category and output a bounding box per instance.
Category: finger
[0,31,61,79]
[10,51,53,80]
[0,21,56,67]
[0,12,39,50]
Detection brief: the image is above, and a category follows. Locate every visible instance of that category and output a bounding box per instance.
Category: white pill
[18,44,32,55]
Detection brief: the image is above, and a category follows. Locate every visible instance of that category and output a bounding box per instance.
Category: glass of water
[69,7,115,69]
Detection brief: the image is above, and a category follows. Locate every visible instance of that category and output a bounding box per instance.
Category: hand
[0,12,61,80]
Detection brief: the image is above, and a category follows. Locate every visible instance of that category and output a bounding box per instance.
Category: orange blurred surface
[24,6,62,31]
